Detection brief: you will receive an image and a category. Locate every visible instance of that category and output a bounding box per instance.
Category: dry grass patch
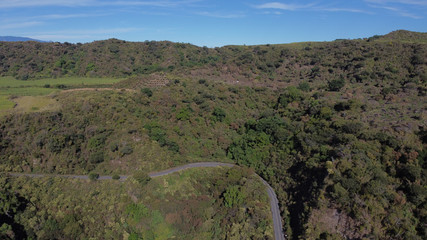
[12,95,61,113]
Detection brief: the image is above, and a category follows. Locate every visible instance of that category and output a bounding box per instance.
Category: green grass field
[0,77,125,114]
[0,95,15,111]
[0,76,124,88]
[0,87,59,97]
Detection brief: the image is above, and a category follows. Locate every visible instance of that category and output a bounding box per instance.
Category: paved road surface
[260,178,286,240]
[6,162,285,240]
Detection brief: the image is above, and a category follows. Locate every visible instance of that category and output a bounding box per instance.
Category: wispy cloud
[255,2,314,11]
[365,0,426,19]
[39,27,142,35]
[0,0,94,8]
[33,13,108,20]
[255,2,368,14]
[101,1,201,7]
[261,11,283,15]
[0,13,108,32]
[196,11,245,18]
[365,0,427,6]
[0,21,42,30]
[30,34,93,41]
[369,4,423,18]
[0,0,201,8]
[318,8,371,13]
[29,27,143,41]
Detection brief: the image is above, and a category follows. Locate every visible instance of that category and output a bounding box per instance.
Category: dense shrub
[328,78,345,91]
[89,151,104,164]
[133,171,151,185]
[141,88,153,97]
[88,173,99,181]
[212,107,226,122]
[223,185,244,208]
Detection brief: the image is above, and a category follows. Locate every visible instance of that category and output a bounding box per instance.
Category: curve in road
[6,162,285,240]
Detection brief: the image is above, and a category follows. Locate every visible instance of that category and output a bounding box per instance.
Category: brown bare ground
[61,87,136,93]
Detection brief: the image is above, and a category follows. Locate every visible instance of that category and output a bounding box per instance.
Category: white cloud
[103,1,199,7]
[0,13,107,31]
[0,21,42,29]
[369,4,423,18]
[29,27,143,42]
[42,27,142,35]
[0,0,201,8]
[196,11,245,18]
[255,2,313,11]
[255,2,368,14]
[318,8,371,13]
[365,0,427,6]
[30,34,93,40]
[36,13,106,20]
[366,0,425,19]
[0,0,94,8]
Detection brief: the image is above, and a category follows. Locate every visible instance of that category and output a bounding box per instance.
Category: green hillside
[1,30,425,89]
[1,166,272,239]
[370,30,427,43]
[0,30,426,239]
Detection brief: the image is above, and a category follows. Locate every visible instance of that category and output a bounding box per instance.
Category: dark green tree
[141,88,153,97]
[212,107,226,122]
[328,78,345,91]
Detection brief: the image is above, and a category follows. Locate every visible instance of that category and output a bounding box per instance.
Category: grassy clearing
[0,77,125,113]
[0,95,15,110]
[0,88,60,116]
[0,87,59,97]
[13,96,61,113]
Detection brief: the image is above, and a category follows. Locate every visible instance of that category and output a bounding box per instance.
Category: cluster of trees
[0,77,277,174]
[228,86,426,239]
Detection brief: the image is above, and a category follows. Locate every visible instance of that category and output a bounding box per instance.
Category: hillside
[0,30,426,239]
[370,30,427,43]
[1,165,272,239]
[0,31,425,89]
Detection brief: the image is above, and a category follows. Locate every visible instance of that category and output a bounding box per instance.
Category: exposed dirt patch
[308,207,371,239]
[61,87,135,93]
[114,73,170,89]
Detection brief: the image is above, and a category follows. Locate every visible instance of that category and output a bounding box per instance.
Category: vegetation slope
[1,166,272,239]
[0,30,426,239]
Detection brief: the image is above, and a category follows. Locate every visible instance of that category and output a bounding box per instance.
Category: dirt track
[61,87,136,93]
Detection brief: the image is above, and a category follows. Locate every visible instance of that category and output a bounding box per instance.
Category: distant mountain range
[0,36,46,42]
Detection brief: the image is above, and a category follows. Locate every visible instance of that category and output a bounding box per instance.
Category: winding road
[6,162,285,240]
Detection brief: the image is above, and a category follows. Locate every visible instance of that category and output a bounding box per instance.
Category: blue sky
[0,0,426,46]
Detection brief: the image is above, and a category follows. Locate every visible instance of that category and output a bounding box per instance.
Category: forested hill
[0,30,426,239]
[0,30,425,88]
[372,30,427,43]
